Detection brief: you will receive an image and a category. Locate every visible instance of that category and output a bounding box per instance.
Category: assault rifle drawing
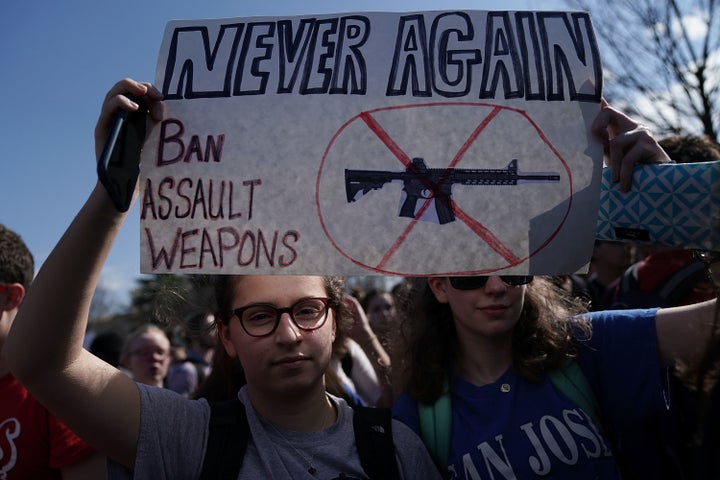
[345,158,561,224]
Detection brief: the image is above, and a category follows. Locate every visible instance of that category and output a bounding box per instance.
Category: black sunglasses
[448,276,534,290]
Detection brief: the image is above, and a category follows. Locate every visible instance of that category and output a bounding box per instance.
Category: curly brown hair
[399,276,591,404]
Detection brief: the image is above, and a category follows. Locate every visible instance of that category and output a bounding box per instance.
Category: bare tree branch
[566,0,719,142]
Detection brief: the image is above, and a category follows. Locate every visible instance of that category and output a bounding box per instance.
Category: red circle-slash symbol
[316,102,572,275]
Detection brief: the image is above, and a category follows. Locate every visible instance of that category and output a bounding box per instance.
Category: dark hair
[0,224,34,288]
[400,276,590,404]
[89,331,124,367]
[192,344,246,401]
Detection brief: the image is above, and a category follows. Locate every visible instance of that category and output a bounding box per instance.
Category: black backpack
[199,399,401,480]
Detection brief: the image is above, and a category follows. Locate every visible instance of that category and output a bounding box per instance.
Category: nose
[274,312,302,344]
[483,276,508,294]
[150,351,168,365]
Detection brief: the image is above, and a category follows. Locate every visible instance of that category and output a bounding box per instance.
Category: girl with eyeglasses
[4,79,440,480]
[392,107,719,479]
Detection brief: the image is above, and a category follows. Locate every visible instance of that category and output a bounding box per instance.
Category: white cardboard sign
[140,10,604,276]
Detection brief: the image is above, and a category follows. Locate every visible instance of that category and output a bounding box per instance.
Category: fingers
[608,127,663,190]
[343,294,371,331]
[592,102,671,192]
[94,79,164,159]
[590,102,639,147]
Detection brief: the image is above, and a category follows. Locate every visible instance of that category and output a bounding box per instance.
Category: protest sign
[139,10,604,276]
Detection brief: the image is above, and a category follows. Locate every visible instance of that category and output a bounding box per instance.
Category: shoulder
[391,393,421,434]
[137,383,210,431]
[390,417,424,444]
[572,309,660,360]
[169,360,196,374]
[166,361,197,384]
[133,384,211,478]
[582,308,659,335]
[389,416,442,479]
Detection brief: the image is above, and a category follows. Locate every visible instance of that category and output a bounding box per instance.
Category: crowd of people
[0,76,718,480]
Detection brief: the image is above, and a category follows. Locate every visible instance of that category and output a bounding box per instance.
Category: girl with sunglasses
[395,273,717,479]
[392,107,719,479]
[4,79,440,479]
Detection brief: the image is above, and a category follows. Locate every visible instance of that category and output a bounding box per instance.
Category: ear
[0,284,25,312]
[217,321,238,358]
[427,277,450,304]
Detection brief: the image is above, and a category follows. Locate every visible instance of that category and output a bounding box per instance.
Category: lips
[478,304,509,315]
[272,355,310,366]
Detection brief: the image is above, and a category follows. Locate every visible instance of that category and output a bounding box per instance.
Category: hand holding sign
[94,80,164,210]
[591,100,672,191]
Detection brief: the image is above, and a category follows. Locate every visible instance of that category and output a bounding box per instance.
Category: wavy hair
[400,276,590,404]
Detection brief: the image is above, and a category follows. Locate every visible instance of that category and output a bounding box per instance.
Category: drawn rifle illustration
[345,158,561,224]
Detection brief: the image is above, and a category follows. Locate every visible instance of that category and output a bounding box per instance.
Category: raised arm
[592,103,719,366]
[656,261,719,367]
[5,79,163,468]
[344,294,394,407]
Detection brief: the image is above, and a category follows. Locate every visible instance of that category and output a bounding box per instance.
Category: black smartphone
[97,95,148,212]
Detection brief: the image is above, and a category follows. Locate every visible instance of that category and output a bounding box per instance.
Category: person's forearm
[355,330,395,407]
[656,298,718,367]
[6,183,127,382]
[358,329,392,370]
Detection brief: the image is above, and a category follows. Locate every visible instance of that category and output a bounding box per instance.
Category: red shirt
[0,373,96,479]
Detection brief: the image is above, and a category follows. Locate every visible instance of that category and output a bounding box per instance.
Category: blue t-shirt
[393,308,666,479]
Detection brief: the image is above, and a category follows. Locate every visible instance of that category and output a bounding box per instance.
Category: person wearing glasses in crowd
[392,107,720,479]
[3,79,440,479]
[119,324,172,388]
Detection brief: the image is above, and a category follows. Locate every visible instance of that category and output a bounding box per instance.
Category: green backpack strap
[549,360,601,427]
[418,381,452,470]
[418,363,599,473]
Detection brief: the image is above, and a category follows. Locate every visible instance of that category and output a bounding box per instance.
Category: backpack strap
[417,381,451,471]
[202,400,400,479]
[549,360,601,427]
[200,398,249,480]
[417,365,600,473]
[353,406,401,480]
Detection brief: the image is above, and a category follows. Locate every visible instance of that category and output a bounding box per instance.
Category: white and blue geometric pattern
[596,161,720,251]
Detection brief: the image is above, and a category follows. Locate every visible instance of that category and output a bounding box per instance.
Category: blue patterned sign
[597,161,720,250]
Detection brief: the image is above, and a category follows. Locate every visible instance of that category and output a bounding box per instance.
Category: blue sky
[2,0,568,307]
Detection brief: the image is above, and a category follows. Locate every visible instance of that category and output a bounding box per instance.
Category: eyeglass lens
[236,297,329,337]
